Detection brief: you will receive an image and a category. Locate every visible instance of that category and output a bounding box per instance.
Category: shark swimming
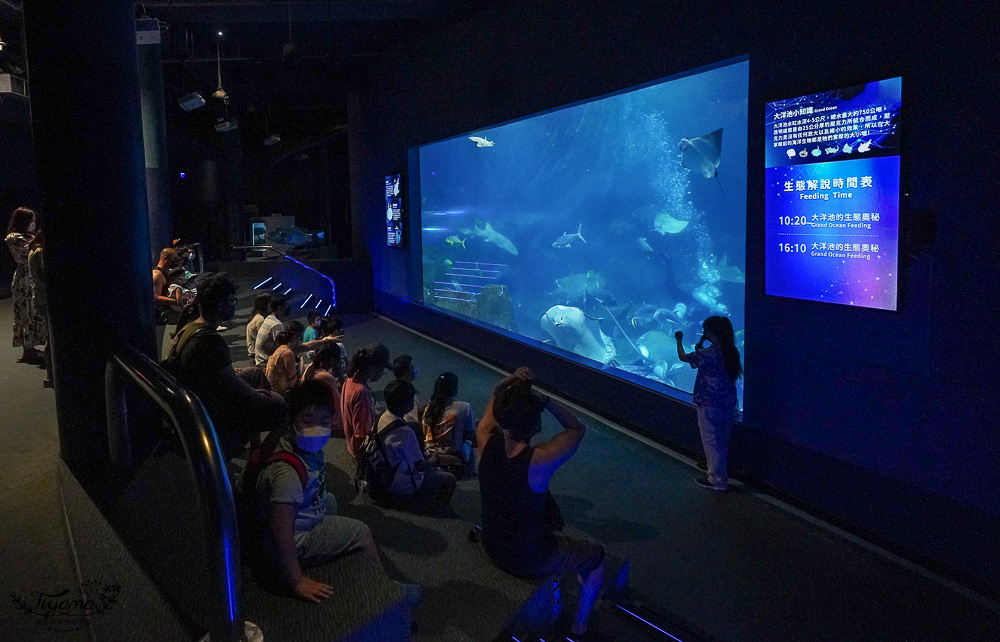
[552,224,587,248]
[460,221,518,255]
[468,136,495,148]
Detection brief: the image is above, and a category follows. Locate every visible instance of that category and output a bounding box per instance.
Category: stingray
[678,128,724,192]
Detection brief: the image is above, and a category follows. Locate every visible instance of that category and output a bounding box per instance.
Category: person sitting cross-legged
[375,380,456,506]
[249,381,423,605]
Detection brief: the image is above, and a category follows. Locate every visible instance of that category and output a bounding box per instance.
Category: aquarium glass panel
[418,59,748,407]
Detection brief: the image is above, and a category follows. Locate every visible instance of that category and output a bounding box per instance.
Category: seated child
[391,354,421,425]
[421,372,476,476]
[251,381,423,604]
[301,344,346,436]
[302,312,322,343]
[377,380,456,505]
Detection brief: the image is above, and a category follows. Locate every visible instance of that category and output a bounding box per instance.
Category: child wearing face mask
[253,381,424,606]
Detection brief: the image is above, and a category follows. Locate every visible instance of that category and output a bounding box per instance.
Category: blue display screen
[386,174,403,247]
[417,60,748,406]
[764,77,902,310]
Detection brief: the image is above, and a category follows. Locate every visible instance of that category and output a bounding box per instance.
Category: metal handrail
[105,344,241,642]
[233,243,337,307]
[190,242,206,274]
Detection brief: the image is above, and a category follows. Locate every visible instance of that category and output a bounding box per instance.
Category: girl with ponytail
[421,372,476,476]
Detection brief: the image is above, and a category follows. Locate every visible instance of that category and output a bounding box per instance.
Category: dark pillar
[220,128,243,259]
[24,0,154,474]
[137,16,172,261]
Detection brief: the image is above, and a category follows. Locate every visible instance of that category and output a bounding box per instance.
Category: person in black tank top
[477,367,605,639]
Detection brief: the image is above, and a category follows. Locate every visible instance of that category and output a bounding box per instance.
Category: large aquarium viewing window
[417,59,748,407]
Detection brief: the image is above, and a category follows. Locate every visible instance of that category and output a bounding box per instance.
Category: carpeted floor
[0,299,88,641]
[3,285,999,641]
[224,280,1000,642]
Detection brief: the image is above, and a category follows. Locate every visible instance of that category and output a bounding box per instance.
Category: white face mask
[294,424,332,453]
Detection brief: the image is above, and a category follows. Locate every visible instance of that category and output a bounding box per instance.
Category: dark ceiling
[141,0,494,153]
[145,1,489,104]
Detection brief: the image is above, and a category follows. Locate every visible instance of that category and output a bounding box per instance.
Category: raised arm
[529,399,586,491]
[295,335,339,353]
[676,330,705,366]
[475,366,533,448]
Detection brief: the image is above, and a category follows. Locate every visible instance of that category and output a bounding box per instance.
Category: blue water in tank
[419,60,748,407]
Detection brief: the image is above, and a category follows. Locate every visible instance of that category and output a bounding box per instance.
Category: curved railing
[105,344,241,642]
[233,244,337,308]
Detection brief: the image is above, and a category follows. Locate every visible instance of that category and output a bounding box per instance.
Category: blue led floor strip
[253,276,272,289]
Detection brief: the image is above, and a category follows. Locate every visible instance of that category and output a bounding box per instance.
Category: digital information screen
[386,174,403,247]
[764,77,901,310]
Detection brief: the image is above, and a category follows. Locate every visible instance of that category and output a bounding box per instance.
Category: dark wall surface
[350,1,999,591]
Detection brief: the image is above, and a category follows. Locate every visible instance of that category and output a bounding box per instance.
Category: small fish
[735,329,745,348]
[442,259,453,269]
[468,136,494,148]
[825,146,839,154]
[445,236,467,249]
[637,237,654,253]
[552,223,587,249]
[857,140,872,153]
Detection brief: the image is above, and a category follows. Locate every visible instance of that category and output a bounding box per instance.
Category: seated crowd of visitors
[158,269,609,638]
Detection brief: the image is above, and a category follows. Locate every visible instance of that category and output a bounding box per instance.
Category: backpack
[354,418,412,500]
[161,323,214,378]
[236,431,308,561]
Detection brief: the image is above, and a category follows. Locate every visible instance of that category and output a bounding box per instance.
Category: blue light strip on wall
[325,304,332,317]
[282,254,337,308]
[253,277,272,289]
[283,288,293,295]
[271,282,283,291]
[300,293,314,309]
[315,299,323,309]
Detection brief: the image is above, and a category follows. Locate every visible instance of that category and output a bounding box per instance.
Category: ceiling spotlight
[217,31,223,36]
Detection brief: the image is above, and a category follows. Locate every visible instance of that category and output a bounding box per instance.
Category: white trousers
[697,406,736,487]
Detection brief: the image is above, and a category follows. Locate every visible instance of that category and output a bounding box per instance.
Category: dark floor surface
[3,286,999,641]
[228,282,999,642]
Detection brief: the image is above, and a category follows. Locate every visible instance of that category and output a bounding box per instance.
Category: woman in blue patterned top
[676,316,742,491]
